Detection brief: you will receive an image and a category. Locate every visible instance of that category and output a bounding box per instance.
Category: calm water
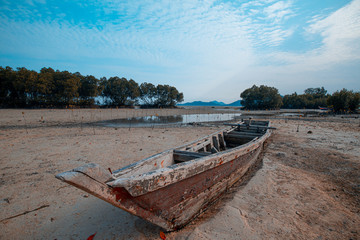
[279,113,304,117]
[100,113,242,128]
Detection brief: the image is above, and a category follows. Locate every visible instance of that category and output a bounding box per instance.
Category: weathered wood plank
[174,150,212,156]
[205,144,212,152]
[218,133,226,150]
[210,147,218,153]
[173,150,212,163]
[70,163,114,182]
[224,123,276,130]
[112,151,174,178]
[224,139,251,147]
[212,135,220,151]
[227,131,264,137]
[189,139,212,152]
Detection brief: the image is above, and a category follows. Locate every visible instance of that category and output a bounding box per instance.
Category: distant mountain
[226,100,241,106]
[178,100,225,106]
[178,100,241,107]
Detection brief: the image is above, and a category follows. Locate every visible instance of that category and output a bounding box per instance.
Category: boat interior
[112,120,270,178]
[173,120,269,164]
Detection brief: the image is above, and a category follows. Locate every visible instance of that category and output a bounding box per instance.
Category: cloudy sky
[0,0,359,103]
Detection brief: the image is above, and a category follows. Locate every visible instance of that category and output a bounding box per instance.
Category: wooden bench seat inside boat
[173,150,212,163]
[224,130,264,147]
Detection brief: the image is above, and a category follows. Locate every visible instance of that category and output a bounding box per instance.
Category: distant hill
[178,101,225,106]
[226,100,241,106]
[178,100,241,107]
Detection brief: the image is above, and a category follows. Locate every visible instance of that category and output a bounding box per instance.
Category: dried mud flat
[0,109,359,239]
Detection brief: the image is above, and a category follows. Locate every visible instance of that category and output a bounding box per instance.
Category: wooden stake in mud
[22,112,28,134]
[80,116,84,132]
[129,114,132,131]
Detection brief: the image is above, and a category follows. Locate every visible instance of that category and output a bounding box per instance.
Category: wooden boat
[56,119,274,231]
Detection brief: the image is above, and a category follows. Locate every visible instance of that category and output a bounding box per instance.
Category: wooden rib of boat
[55,119,274,231]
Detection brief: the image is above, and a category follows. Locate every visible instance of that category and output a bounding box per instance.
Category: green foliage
[0,66,17,107]
[101,77,140,106]
[78,75,99,106]
[155,84,184,107]
[0,66,183,108]
[304,87,327,97]
[52,70,81,106]
[283,87,329,109]
[327,89,360,112]
[37,67,55,105]
[282,93,306,109]
[240,85,282,110]
[139,82,157,106]
[137,83,183,107]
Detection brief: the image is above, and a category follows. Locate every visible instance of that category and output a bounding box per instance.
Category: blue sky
[0,0,359,103]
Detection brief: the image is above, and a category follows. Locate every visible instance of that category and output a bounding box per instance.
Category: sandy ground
[0,109,359,239]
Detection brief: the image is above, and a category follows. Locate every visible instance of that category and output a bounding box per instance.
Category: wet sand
[0,109,359,239]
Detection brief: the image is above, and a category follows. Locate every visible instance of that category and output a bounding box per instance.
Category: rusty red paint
[108,168,112,174]
[111,187,132,202]
[161,160,164,168]
[108,186,172,229]
[135,185,143,191]
[87,233,96,240]
[160,231,166,240]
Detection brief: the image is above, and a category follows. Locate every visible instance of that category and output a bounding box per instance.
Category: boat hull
[56,121,272,231]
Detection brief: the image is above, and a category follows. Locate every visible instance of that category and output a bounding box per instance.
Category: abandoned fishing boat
[56,119,274,231]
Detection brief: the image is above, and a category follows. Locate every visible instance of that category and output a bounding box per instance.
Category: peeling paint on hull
[56,120,272,231]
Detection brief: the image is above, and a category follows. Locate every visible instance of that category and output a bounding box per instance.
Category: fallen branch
[1,204,49,223]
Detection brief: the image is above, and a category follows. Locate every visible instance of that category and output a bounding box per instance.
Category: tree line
[0,66,184,108]
[240,85,360,112]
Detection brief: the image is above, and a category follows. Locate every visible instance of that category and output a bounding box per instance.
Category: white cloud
[307,0,360,63]
[237,0,295,47]
[267,0,360,68]
[264,1,293,23]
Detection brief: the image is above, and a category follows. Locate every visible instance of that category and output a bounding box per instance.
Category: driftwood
[0,205,49,223]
